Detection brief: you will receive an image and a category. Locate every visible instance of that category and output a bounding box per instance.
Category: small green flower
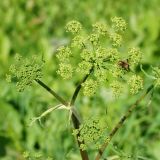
[56,46,72,62]
[6,74,11,83]
[128,75,143,94]
[65,20,82,34]
[76,61,92,75]
[57,63,73,79]
[23,151,30,158]
[82,79,98,96]
[71,35,86,49]
[80,49,93,61]
[94,68,106,82]
[15,53,22,61]
[110,64,123,78]
[80,144,87,151]
[76,117,106,149]
[109,33,122,47]
[92,22,108,35]
[111,17,127,32]
[128,47,142,66]
[95,47,108,60]
[88,33,99,46]
[110,81,123,97]
[107,48,120,62]
[7,54,44,92]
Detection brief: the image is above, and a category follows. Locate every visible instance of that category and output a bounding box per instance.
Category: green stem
[70,68,94,160]
[95,85,154,160]
[36,79,89,159]
[35,79,68,106]
[70,67,93,106]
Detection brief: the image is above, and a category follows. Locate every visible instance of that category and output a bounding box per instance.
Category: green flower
[111,17,127,32]
[80,49,93,61]
[65,20,82,34]
[88,33,99,46]
[71,35,86,49]
[76,61,92,75]
[76,117,105,149]
[95,47,108,60]
[110,81,123,97]
[92,22,108,35]
[82,79,98,96]
[107,48,120,62]
[109,33,122,47]
[57,63,73,79]
[110,64,124,78]
[80,144,87,151]
[128,47,142,66]
[6,74,11,83]
[56,46,72,62]
[128,75,143,94]
[94,68,106,82]
[7,54,44,92]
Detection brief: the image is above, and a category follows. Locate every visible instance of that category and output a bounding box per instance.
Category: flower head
[65,20,82,34]
[110,81,123,97]
[6,54,44,92]
[76,61,92,75]
[57,63,73,79]
[71,35,86,49]
[128,75,143,94]
[56,46,72,62]
[128,47,142,66]
[88,33,99,46]
[82,79,98,96]
[111,17,127,32]
[92,22,108,35]
[109,33,122,47]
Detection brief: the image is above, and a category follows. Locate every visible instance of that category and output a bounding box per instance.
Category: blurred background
[0,0,160,159]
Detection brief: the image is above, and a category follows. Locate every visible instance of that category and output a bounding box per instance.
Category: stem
[72,113,89,160]
[69,68,94,160]
[35,79,68,106]
[95,85,154,160]
[70,67,93,106]
[36,79,89,159]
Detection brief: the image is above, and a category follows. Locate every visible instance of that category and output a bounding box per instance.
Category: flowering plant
[7,17,159,160]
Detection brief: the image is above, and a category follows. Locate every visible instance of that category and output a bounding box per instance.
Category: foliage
[0,0,160,160]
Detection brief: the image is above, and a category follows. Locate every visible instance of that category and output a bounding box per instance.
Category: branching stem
[70,67,94,106]
[35,79,90,160]
[95,85,154,160]
[69,67,94,160]
[35,79,68,106]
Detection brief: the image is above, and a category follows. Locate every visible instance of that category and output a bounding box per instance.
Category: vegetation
[0,0,160,160]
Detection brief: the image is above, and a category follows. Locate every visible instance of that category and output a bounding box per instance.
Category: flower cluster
[72,117,106,150]
[109,33,122,47]
[110,81,124,98]
[128,47,142,66]
[92,22,108,36]
[23,151,53,160]
[71,35,86,49]
[55,17,144,97]
[82,79,98,96]
[6,54,44,92]
[56,46,72,62]
[65,20,82,34]
[111,16,127,32]
[57,63,73,79]
[88,33,99,46]
[128,75,143,94]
